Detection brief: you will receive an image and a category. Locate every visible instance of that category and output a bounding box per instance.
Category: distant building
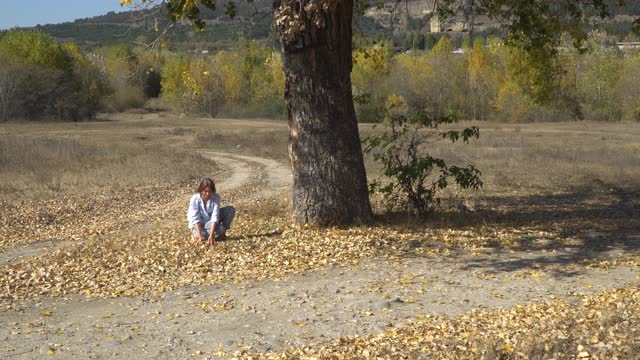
[187,50,211,56]
[617,42,640,50]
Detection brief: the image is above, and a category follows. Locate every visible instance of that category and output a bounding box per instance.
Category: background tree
[621,55,640,121]
[97,44,146,111]
[0,29,107,121]
[0,57,20,121]
[388,48,432,115]
[467,37,495,121]
[577,41,624,121]
[352,42,393,122]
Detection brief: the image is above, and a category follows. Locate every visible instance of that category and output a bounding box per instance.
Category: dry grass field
[0,108,638,359]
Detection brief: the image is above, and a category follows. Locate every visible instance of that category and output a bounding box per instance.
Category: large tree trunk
[275,0,372,225]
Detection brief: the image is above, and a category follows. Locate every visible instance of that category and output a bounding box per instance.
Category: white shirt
[187,193,220,229]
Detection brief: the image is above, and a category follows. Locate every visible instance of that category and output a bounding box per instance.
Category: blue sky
[0,0,131,30]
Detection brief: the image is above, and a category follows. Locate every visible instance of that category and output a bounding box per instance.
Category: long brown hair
[197,178,216,193]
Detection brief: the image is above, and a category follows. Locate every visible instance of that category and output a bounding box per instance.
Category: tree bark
[275,0,372,225]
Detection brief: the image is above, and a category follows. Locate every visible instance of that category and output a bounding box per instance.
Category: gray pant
[199,206,236,239]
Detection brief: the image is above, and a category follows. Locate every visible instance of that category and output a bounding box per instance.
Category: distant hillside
[23,0,386,51]
[34,17,274,52]
[29,1,275,51]
[6,0,638,52]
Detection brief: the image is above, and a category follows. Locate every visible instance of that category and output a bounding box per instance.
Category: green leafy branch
[363,103,482,216]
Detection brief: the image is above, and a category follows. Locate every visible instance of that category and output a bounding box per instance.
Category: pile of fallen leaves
[0,196,398,299]
[1,189,639,300]
[0,183,194,252]
[0,194,637,299]
[256,287,639,359]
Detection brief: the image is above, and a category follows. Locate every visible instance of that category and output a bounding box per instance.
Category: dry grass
[2,113,638,244]
[194,127,288,160]
[0,135,213,201]
[9,111,637,203]
[0,111,638,358]
[360,121,640,198]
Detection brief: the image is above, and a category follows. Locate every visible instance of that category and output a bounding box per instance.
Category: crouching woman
[187,178,236,246]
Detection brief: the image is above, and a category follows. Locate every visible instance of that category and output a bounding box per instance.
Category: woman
[187,178,236,246]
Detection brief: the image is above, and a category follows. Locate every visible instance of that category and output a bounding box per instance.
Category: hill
[4,1,638,51]
[29,1,275,51]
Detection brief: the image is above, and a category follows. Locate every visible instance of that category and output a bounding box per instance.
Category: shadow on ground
[375,184,640,277]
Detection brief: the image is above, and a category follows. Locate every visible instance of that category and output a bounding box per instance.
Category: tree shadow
[372,183,640,277]
[458,239,638,279]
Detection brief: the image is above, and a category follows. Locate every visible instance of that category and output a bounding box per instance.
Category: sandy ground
[2,254,637,359]
[1,145,638,359]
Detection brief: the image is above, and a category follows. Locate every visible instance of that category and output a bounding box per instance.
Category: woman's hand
[193,224,206,245]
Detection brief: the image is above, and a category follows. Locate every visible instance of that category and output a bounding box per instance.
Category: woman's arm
[207,229,216,246]
[194,223,205,244]
[187,195,204,244]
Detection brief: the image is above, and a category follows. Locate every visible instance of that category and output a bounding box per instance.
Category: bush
[220,99,286,119]
[633,107,640,122]
[0,30,108,120]
[363,100,482,216]
[355,101,384,123]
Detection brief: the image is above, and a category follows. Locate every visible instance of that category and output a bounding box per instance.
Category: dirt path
[1,152,638,359]
[198,151,292,199]
[1,249,637,358]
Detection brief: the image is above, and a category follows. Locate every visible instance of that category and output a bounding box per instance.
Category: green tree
[467,37,497,120]
[577,42,623,121]
[0,29,72,70]
[621,55,640,121]
[0,30,105,120]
